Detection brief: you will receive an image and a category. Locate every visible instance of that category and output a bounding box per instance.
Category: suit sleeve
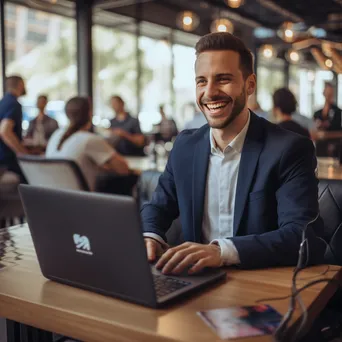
[140,141,180,242]
[231,138,325,269]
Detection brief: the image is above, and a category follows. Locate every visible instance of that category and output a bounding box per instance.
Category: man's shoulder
[175,125,209,144]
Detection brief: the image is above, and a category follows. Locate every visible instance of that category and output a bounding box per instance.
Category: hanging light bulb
[278,22,297,43]
[325,59,333,69]
[286,49,303,64]
[210,18,234,33]
[260,44,277,59]
[176,11,199,32]
[227,0,244,8]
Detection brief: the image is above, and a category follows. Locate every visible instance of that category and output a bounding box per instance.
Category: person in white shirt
[46,97,130,192]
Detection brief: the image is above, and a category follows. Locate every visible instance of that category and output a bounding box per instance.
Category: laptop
[19,185,226,308]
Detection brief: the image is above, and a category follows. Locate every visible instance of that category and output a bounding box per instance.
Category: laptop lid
[19,185,157,307]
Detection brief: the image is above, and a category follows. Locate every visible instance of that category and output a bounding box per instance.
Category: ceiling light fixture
[286,49,302,64]
[210,18,234,33]
[260,44,277,59]
[226,0,244,8]
[325,59,333,68]
[176,11,199,32]
[278,21,297,43]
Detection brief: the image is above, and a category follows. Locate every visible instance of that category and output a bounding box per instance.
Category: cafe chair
[18,155,90,192]
[0,169,25,228]
[318,178,342,266]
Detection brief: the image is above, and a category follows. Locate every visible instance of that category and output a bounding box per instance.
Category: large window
[93,25,138,127]
[257,58,285,114]
[139,35,172,132]
[5,3,77,127]
[173,44,196,129]
[289,66,316,118]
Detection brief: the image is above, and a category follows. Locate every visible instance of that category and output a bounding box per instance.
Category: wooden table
[0,225,340,342]
[317,157,342,180]
[126,156,166,173]
[127,156,342,181]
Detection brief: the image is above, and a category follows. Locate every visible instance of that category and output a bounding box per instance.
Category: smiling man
[141,32,325,274]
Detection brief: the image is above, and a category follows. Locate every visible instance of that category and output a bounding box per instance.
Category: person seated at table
[154,105,178,143]
[46,97,138,195]
[142,32,325,274]
[25,95,59,147]
[0,75,29,183]
[109,95,146,156]
[272,88,311,138]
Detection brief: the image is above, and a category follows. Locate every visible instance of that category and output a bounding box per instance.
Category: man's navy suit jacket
[141,112,325,268]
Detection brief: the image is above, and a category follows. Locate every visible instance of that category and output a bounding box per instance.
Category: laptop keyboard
[153,274,191,298]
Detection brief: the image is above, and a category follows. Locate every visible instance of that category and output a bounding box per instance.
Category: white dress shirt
[205,113,250,265]
[144,112,251,266]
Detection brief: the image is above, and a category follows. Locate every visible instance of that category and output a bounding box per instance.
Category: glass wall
[139,35,172,132]
[93,25,138,127]
[173,44,197,129]
[257,58,285,115]
[4,3,77,127]
[289,66,316,118]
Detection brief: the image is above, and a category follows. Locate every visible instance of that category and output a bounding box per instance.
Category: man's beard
[203,87,246,129]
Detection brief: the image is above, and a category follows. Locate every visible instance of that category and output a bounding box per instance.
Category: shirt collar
[210,110,251,155]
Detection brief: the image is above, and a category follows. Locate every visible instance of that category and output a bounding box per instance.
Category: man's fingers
[188,257,211,274]
[171,251,205,274]
[156,242,198,269]
[145,239,156,262]
[160,249,197,274]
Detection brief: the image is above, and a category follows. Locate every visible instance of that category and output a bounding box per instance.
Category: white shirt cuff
[143,233,169,249]
[210,239,240,266]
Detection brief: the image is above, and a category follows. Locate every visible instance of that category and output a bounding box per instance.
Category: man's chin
[206,116,232,129]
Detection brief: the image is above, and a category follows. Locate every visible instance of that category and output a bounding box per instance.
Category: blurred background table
[317,157,342,180]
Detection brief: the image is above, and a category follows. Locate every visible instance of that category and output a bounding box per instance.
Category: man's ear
[247,74,257,96]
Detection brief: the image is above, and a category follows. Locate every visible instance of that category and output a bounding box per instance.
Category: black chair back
[318,179,342,265]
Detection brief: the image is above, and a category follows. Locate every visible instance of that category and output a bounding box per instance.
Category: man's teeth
[206,102,227,110]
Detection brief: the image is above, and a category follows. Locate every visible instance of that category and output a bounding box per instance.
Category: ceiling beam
[257,0,303,22]
[94,0,155,10]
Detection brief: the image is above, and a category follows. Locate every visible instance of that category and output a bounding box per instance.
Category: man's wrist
[143,233,168,249]
[210,239,241,266]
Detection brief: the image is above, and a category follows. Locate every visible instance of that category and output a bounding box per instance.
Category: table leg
[6,320,53,342]
[6,320,20,342]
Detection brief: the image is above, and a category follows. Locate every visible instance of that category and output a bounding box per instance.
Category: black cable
[273,213,320,342]
[272,278,341,342]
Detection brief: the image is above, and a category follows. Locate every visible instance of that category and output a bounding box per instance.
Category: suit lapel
[192,128,211,242]
[233,113,264,236]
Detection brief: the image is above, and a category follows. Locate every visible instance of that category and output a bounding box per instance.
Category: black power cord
[273,213,322,342]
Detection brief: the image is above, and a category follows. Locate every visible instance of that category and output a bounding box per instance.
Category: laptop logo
[73,234,93,256]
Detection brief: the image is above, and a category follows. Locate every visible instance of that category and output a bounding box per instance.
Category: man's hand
[155,242,222,275]
[144,238,168,262]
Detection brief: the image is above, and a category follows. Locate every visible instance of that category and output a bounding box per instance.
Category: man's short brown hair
[195,32,254,80]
